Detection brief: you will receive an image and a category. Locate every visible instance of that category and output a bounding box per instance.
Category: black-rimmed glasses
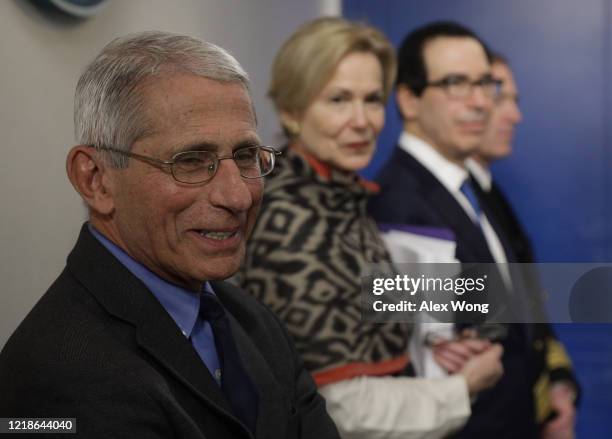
[94,145,281,184]
[425,74,503,99]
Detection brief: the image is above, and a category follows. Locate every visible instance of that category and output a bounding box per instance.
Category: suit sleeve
[544,333,578,389]
[533,324,580,424]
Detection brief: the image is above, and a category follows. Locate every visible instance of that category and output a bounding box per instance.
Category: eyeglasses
[94,145,281,184]
[425,74,502,99]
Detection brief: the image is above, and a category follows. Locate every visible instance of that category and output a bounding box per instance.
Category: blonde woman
[239,17,503,439]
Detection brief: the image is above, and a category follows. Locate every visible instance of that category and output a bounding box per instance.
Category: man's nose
[510,101,523,124]
[208,159,254,213]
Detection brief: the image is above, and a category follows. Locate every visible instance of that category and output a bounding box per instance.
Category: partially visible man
[0,31,339,439]
[466,54,579,439]
[369,21,541,438]
[466,53,531,262]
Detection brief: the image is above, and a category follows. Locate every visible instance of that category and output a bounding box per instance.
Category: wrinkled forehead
[422,36,491,80]
[137,73,259,152]
[146,73,253,114]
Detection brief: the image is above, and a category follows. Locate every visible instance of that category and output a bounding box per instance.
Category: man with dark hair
[369,21,544,438]
[466,53,578,439]
[395,21,494,99]
[0,31,340,439]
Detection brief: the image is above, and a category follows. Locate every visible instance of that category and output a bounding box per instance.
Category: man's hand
[432,330,491,373]
[541,383,576,439]
[459,344,504,396]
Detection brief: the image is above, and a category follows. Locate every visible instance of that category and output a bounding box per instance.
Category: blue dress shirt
[88,224,222,385]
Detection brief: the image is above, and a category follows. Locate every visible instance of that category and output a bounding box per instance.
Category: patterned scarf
[238,148,411,385]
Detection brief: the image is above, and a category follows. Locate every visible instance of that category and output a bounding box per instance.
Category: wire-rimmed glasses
[94,145,281,184]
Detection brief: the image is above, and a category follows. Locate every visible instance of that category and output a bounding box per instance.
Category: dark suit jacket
[471,175,535,263]
[369,147,519,264]
[0,225,339,439]
[470,172,580,419]
[369,147,538,439]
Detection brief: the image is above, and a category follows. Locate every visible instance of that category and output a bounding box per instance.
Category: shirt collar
[465,158,492,191]
[88,224,208,338]
[398,131,468,193]
[289,143,381,193]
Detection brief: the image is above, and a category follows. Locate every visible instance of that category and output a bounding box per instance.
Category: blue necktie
[199,293,258,433]
[460,178,482,225]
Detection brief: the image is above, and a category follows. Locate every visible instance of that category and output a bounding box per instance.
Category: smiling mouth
[198,230,238,240]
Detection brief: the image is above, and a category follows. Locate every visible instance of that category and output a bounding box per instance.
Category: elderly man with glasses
[0,31,339,439]
[370,21,552,439]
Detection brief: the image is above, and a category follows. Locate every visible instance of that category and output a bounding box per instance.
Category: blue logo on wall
[36,0,109,18]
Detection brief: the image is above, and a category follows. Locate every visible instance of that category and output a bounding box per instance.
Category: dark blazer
[369,147,538,439]
[470,172,580,421]
[470,175,535,263]
[0,225,339,439]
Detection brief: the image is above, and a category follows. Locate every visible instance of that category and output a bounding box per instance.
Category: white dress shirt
[465,158,492,192]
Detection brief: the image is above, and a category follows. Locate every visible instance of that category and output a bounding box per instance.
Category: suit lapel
[212,282,288,439]
[428,180,493,260]
[133,300,232,414]
[67,226,241,425]
[398,150,495,262]
[489,181,534,262]
[471,176,520,263]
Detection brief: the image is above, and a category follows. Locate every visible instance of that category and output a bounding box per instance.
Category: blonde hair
[269,17,396,133]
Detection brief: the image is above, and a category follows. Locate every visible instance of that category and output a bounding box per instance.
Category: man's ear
[396,85,420,121]
[66,146,115,215]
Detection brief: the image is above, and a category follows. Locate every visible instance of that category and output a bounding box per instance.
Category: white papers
[380,228,458,264]
[379,225,458,378]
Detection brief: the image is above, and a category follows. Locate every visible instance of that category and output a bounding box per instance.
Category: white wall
[0,0,340,349]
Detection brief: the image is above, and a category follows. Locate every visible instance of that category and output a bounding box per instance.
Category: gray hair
[74,30,250,167]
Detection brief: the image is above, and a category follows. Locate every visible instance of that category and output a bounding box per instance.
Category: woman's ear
[66,146,116,215]
[396,85,420,121]
[279,111,301,137]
